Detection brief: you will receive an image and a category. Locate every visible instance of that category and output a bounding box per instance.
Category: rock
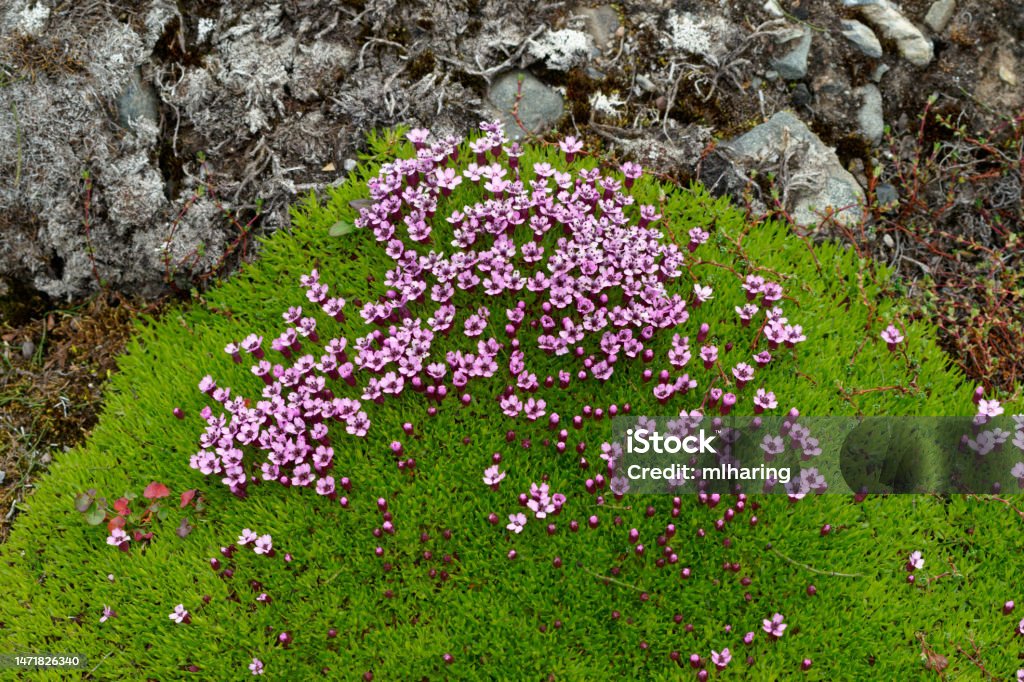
[854,84,884,144]
[924,0,955,33]
[840,20,883,59]
[871,64,890,83]
[116,67,160,133]
[21,340,35,359]
[997,48,1018,86]
[720,111,865,226]
[772,28,812,80]
[488,71,565,139]
[577,5,620,52]
[857,0,933,66]
[875,183,899,209]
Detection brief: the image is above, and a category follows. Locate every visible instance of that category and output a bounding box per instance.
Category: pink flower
[238,528,258,546]
[100,605,116,623]
[169,604,190,624]
[711,648,731,670]
[978,399,1004,419]
[254,534,274,555]
[753,388,777,413]
[507,513,528,534]
[692,283,713,303]
[881,324,904,350]
[1012,462,1024,488]
[249,657,265,676]
[732,363,754,388]
[760,434,785,459]
[559,136,583,162]
[106,528,129,548]
[908,551,924,571]
[483,465,506,487]
[762,613,787,639]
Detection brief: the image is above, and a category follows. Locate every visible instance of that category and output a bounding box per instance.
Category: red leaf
[107,515,126,532]
[180,489,197,508]
[113,497,131,515]
[143,481,171,499]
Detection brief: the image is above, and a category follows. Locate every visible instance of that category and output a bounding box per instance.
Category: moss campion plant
[1,123,1022,679]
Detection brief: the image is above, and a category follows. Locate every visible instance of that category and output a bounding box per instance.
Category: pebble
[840,20,883,59]
[577,5,620,52]
[924,0,956,33]
[487,71,565,139]
[857,0,934,66]
[772,28,812,80]
[21,340,35,360]
[854,84,884,144]
[116,67,159,132]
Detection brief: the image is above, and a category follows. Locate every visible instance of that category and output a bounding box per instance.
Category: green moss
[0,133,1021,680]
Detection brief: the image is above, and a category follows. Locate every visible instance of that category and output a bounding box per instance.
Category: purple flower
[249,657,265,676]
[760,434,785,460]
[100,605,116,623]
[559,136,583,162]
[1012,462,1024,487]
[692,283,713,304]
[254,534,273,555]
[507,513,528,534]
[169,604,190,624]
[762,613,787,639]
[732,363,754,388]
[908,551,924,571]
[483,465,506,488]
[711,648,731,670]
[753,388,777,413]
[407,128,430,148]
[978,399,1004,419]
[238,528,258,546]
[881,324,904,351]
[106,528,129,549]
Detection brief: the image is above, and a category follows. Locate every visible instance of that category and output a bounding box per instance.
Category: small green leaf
[329,219,355,237]
[84,504,106,526]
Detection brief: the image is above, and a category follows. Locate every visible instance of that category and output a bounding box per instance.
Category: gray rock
[840,20,883,59]
[488,70,565,139]
[116,67,159,132]
[21,340,35,360]
[720,111,865,226]
[854,84,884,144]
[871,63,891,82]
[771,28,812,80]
[924,0,956,33]
[857,0,933,66]
[875,182,899,209]
[577,5,620,52]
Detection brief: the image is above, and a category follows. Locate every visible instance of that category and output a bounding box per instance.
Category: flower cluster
[183,123,825,675]
[188,120,806,503]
